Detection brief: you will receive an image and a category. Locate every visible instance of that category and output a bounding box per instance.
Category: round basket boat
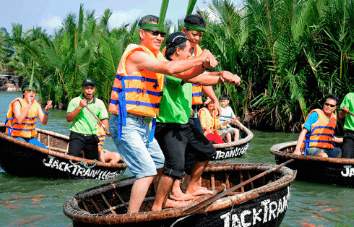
[211,125,253,161]
[0,123,126,180]
[64,162,296,227]
[270,141,354,187]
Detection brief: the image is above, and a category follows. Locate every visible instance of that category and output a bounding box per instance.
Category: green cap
[184,23,207,32]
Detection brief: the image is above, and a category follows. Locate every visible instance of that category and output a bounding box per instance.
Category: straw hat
[204,97,213,106]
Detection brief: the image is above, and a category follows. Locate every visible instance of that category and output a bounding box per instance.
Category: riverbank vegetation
[1,0,354,131]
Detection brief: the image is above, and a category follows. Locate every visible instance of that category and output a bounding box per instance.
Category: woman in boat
[198,98,231,144]
[293,94,342,158]
[5,82,52,148]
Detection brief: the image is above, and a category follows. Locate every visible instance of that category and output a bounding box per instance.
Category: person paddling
[5,82,52,148]
[66,79,109,160]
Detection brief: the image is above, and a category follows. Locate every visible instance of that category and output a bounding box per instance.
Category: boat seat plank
[247,172,254,189]
[101,194,116,214]
[91,199,101,213]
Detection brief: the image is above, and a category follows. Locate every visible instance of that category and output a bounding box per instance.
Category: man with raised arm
[66,79,109,160]
[5,82,52,148]
[151,32,241,211]
[108,15,217,213]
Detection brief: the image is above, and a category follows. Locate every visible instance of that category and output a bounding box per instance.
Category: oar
[183,159,294,215]
[85,105,110,134]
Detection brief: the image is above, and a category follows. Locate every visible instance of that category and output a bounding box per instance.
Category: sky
[0,0,243,35]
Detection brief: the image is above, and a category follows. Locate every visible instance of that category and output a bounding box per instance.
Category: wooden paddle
[85,105,110,134]
[183,159,294,215]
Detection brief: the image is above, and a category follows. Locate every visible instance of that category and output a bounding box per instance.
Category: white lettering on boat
[214,144,249,160]
[42,155,123,180]
[341,165,354,177]
[220,186,291,227]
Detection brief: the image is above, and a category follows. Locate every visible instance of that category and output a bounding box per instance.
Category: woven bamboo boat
[63,162,296,227]
[212,125,253,161]
[0,123,126,180]
[270,141,354,187]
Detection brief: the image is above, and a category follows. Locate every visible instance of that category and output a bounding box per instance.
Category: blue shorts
[15,137,47,149]
[109,114,165,179]
[307,147,341,158]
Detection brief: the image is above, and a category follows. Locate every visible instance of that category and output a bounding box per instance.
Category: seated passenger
[293,94,342,158]
[198,98,226,144]
[219,94,244,142]
[5,82,52,148]
[97,124,122,164]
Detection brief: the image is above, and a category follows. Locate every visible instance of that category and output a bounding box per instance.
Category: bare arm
[186,71,241,86]
[127,50,214,80]
[101,119,110,137]
[13,101,31,124]
[66,99,87,122]
[294,128,308,155]
[38,101,52,125]
[339,106,349,119]
[203,86,222,118]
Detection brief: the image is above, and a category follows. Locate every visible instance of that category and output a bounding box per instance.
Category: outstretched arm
[185,71,241,86]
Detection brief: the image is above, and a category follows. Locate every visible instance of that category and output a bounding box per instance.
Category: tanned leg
[169,179,194,201]
[234,129,239,141]
[127,176,154,213]
[185,160,213,196]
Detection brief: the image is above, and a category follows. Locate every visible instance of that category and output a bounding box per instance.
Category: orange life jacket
[5,98,39,138]
[198,107,222,137]
[108,44,165,140]
[97,125,106,152]
[191,45,203,105]
[301,109,337,154]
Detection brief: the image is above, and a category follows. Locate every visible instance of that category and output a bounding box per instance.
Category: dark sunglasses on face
[144,29,166,38]
[324,103,336,108]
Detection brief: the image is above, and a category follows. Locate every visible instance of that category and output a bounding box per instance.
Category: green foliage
[2,1,354,131]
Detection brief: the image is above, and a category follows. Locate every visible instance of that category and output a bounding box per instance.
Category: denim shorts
[109,114,165,179]
[307,147,342,158]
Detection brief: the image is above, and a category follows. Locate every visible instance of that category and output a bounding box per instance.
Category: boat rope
[79,159,98,169]
[170,214,193,227]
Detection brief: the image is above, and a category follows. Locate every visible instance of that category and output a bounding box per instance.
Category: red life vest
[5,98,39,138]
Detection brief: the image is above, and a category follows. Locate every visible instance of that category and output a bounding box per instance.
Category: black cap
[82,78,95,87]
[166,32,188,48]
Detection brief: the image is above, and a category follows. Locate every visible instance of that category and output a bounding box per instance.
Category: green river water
[0,91,353,227]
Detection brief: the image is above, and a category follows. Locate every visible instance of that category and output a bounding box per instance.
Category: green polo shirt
[157,75,192,124]
[340,93,354,131]
[67,95,108,135]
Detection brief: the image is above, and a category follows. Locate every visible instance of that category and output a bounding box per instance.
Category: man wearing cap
[66,79,109,160]
[5,82,52,148]
[151,32,241,211]
[108,15,218,214]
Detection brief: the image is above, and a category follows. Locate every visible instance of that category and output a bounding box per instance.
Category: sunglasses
[144,29,166,38]
[324,103,336,108]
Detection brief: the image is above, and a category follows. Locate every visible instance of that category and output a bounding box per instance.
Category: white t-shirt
[220,106,236,125]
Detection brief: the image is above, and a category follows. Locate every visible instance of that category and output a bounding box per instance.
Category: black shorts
[68,132,99,160]
[155,122,216,179]
[342,130,354,158]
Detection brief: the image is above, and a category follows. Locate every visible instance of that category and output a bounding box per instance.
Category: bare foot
[163,198,192,209]
[186,186,213,197]
[169,192,195,201]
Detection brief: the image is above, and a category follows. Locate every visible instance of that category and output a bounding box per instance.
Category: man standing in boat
[5,82,52,148]
[151,32,241,211]
[66,79,109,160]
[108,15,218,213]
[338,93,354,158]
[293,94,342,157]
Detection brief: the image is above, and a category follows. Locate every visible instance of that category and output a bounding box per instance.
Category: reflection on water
[0,91,353,226]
